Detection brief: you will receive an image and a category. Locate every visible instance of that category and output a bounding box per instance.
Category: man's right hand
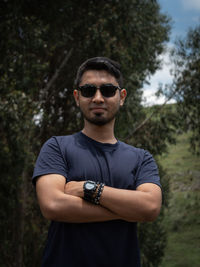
[64,181,84,198]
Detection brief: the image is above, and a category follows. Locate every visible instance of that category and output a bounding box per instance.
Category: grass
[161,225,200,267]
[159,133,200,174]
[159,132,200,267]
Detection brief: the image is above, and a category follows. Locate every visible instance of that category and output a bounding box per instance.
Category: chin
[85,115,115,126]
[88,119,108,126]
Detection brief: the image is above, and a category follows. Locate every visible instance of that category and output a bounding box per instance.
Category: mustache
[89,105,107,109]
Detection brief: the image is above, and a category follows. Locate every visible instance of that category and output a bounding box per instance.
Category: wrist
[83,180,105,205]
[94,183,105,205]
[79,182,85,198]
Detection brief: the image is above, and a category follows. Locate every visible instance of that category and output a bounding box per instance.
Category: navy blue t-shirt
[33,132,161,267]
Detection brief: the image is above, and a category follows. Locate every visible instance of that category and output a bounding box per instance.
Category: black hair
[74,57,123,88]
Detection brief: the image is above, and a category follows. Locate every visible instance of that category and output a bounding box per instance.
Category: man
[33,57,162,267]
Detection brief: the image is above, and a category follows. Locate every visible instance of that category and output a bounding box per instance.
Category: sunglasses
[78,84,121,98]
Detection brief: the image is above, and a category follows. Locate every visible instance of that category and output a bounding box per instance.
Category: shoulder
[32,134,78,183]
[118,143,161,188]
[42,134,77,150]
[48,134,76,144]
[117,141,156,167]
[118,140,146,157]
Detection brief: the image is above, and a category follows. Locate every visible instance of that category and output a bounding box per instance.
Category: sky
[142,0,200,106]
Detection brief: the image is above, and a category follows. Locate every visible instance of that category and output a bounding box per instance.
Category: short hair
[74,57,123,88]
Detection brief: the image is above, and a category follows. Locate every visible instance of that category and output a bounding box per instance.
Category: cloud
[142,88,176,107]
[192,16,200,23]
[181,0,200,11]
[142,47,176,106]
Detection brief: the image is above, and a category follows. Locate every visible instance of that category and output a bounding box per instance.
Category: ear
[73,90,79,106]
[119,89,127,106]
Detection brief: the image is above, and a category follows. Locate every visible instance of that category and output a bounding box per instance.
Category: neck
[82,119,117,144]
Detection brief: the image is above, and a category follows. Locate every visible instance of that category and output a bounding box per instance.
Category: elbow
[144,203,161,222]
[40,201,59,221]
[125,204,161,223]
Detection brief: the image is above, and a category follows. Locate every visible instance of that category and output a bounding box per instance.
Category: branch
[37,48,73,140]
[44,48,73,95]
[123,87,179,142]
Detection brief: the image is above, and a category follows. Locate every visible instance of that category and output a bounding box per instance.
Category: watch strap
[83,180,105,205]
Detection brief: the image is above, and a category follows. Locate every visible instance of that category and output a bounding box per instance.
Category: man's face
[74,70,126,126]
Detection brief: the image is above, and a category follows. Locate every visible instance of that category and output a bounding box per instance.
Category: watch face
[86,183,95,190]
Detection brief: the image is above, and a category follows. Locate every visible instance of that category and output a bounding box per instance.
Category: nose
[92,89,104,104]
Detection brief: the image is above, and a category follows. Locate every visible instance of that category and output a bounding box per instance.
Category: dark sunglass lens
[101,85,117,97]
[80,85,96,97]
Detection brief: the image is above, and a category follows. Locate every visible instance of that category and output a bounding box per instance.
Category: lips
[90,107,106,112]
[92,108,105,111]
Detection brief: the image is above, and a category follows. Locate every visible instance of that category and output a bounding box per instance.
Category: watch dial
[86,183,94,190]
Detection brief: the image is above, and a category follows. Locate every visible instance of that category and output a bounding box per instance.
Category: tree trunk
[14,169,28,267]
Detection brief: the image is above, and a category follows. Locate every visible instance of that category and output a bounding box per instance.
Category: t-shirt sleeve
[32,137,68,185]
[135,150,161,188]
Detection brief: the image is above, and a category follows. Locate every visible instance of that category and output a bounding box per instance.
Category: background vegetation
[160,132,200,266]
[0,0,199,266]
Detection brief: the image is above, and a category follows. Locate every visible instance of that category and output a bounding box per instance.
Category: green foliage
[139,217,167,267]
[1,0,171,140]
[167,24,200,154]
[161,225,200,267]
[0,89,43,266]
[159,133,200,266]
[121,104,179,157]
[139,164,170,267]
[0,0,173,266]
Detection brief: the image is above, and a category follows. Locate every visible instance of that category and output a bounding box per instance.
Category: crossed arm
[36,174,162,223]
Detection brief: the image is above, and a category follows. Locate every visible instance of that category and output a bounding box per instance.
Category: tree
[0,0,172,266]
[166,24,200,154]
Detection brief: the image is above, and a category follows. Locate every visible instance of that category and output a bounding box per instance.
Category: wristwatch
[83,180,98,202]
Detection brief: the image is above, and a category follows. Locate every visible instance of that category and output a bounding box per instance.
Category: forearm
[36,175,120,223]
[63,180,161,222]
[41,192,120,223]
[37,175,161,223]
[100,184,162,222]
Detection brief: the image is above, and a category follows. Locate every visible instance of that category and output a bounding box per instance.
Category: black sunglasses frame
[78,84,121,98]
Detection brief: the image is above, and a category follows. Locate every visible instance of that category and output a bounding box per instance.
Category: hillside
[159,133,200,266]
